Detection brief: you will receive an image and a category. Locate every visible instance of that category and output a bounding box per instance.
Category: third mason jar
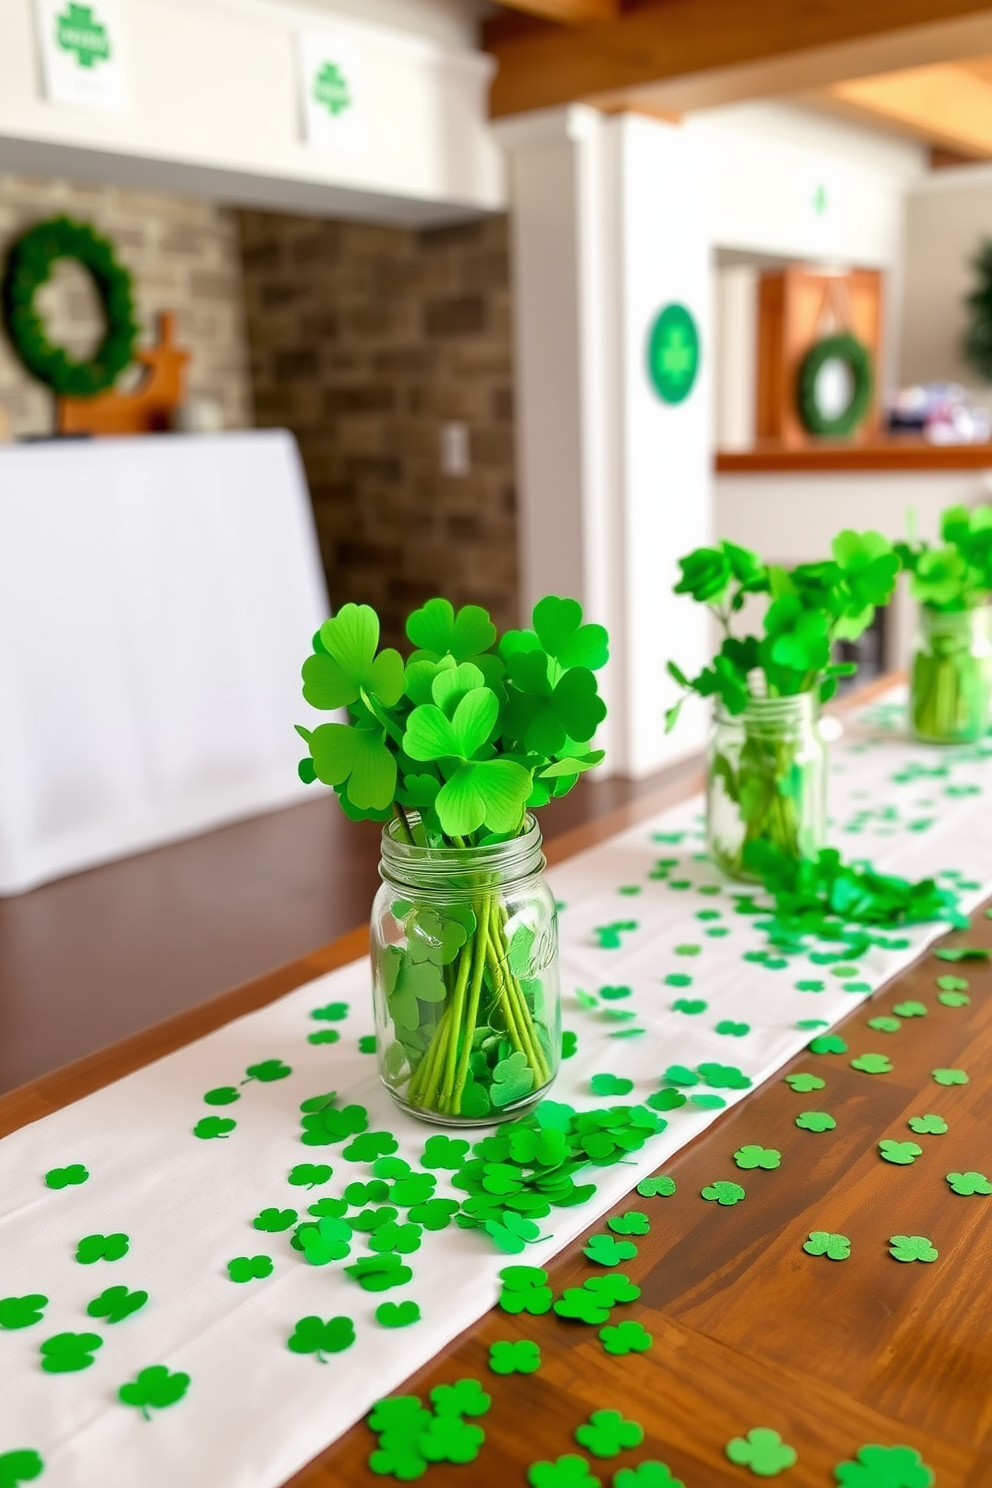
[910,606,992,745]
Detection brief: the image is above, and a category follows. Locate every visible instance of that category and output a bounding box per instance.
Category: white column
[498,108,712,779]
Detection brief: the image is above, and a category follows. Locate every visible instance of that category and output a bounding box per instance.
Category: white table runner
[2,696,991,1487]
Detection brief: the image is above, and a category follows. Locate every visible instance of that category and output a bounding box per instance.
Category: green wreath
[1,215,139,398]
[796,332,873,438]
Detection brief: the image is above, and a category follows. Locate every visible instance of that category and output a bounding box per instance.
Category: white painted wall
[0,0,502,225]
[900,164,992,397]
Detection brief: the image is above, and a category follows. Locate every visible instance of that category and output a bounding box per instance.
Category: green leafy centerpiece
[897,504,992,744]
[298,596,609,1124]
[665,531,898,880]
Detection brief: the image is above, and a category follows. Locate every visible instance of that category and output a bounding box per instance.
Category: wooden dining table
[3,729,991,1487]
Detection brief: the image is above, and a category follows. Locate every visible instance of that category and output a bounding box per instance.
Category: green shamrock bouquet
[298,596,608,1122]
[665,531,898,879]
[896,504,992,743]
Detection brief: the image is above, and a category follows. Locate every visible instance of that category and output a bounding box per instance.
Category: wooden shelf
[716,441,992,473]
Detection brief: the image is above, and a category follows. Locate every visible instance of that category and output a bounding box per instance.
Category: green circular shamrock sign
[647,302,700,405]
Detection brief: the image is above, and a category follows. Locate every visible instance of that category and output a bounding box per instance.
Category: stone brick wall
[0,174,253,437]
[237,211,518,646]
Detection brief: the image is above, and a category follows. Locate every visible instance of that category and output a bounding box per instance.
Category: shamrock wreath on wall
[1,215,139,398]
[796,331,873,439]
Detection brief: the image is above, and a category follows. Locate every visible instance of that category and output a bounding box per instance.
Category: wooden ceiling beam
[487,0,992,118]
[823,63,992,159]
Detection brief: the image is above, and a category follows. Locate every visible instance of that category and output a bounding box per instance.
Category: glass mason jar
[910,606,992,745]
[370,814,561,1126]
[707,692,827,882]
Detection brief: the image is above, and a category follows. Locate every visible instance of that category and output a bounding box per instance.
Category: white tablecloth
[0,431,329,894]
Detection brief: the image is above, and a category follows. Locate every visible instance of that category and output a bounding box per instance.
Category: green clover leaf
[583,1234,637,1266]
[193,1116,237,1139]
[803,1231,850,1261]
[733,1146,781,1171]
[287,1315,356,1361]
[937,990,970,1007]
[935,947,989,962]
[892,1000,927,1019]
[344,1255,414,1292]
[306,721,398,812]
[0,1295,48,1330]
[504,655,607,753]
[419,1416,485,1465]
[851,1054,892,1075]
[253,1207,298,1232]
[369,1221,423,1256]
[311,1001,349,1021]
[726,1426,797,1477]
[598,1319,652,1355]
[833,1443,934,1487]
[553,1288,611,1325]
[607,1211,650,1236]
[430,1379,491,1417]
[406,598,497,663]
[613,1465,684,1488]
[44,1164,88,1190]
[303,604,405,710]
[40,1331,103,1373]
[716,1020,750,1037]
[796,1111,836,1132]
[932,1068,968,1085]
[530,595,609,671]
[574,1410,644,1458]
[75,1232,129,1264]
[375,1301,421,1328]
[203,1086,240,1105]
[489,1339,541,1375]
[86,1285,148,1323]
[295,1215,353,1265]
[0,1450,44,1488]
[879,1140,922,1166]
[946,1171,992,1195]
[244,1059,292,1082]
[589,1073,634,1097]
[701,1181,745,1206]
[637,1175,676,1197]
[888,1234,938,1263]
[118,1365,190,1420]
[809,1034,847,1054]
[343,1132,399,1162]
[421,1134,470,1170]
[407,1197,459,1230]
[288,1163,332,1189]
[528,1455,601,1488]
[907,1114,947,1135]
[491,1051,536,1108]
[867,1017,901,1034]
[227,1255,273,1282]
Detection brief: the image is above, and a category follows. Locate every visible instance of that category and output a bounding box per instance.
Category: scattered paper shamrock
[227,1255,273,1282]
[932,1068,968,1085]
[867,1017,901,1034]
[809,1035,847,1055]
[878,1141,923,1166]
[590,1074,635,1097]
[311,1001,349,1021]
[193,1116,236,1140]
[945,1171,992,1195]
[935,947,988,962]
[343,1132,400,1162]
[529,1456,601,1488]
[296,1215,353,1265]
[672,998,706,1015]
[287,1315,356,1361]
[369,1221,423,1256]
[701,1181,745,1206]
[345,1255,414,1292]
[832,1443,934,1487]
[554,1289,611,1325]
[715,1020,749,1037]
[75,1233,129,1264]
[44,1164,88,1189]
[785,1073,825,1092]
[376,1302,422,1328]
[937,990,970,1007]
[39,1332,103,1373]
[359,1035,377,1053]
[0,1295,48,1330]
[599,1319,652,1356]
[907,1114,947,1135]
[607,1211,650,1236]
[407,1197,459,1231]
[308,1030,340,1046]
[420,1416,485,1465]
[733,1146,780,1171]
[613,1464,684,1488]
[429,1379,491,1418]
[86,1286,148,1323]
[489,1340,541,1375]
[203,1086,241,1106]
[851,1054,893,1075]
[584,1234,638,1266]
[725,1427,797,1477]
[888,1235,938,1263]
[118,1366,191,1421]
[253,1207,298,1233]
[422,1135,470,1170]
[636,1176,676,1197]
[575,1411,644,1458]
[892,1000,927,1019]
[244,1059,292,1083]
[935,974,969,992]
[498,1265,553,1316]
[803,1231,850,1261]
[0,1451,44,1488]
[288,1164,333,1189]
[593,922,638,950]
[796,1111,836,1133]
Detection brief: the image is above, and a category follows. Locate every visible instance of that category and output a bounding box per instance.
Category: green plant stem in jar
[910,605,992,744]
[371,814,560,1125]
[707,692,827,882]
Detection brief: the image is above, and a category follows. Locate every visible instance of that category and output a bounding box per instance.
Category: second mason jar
[910,606,992,745]
[707,692,827,882]
[370,814,561,1126]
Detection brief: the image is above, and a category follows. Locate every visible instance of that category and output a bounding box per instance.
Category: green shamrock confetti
[599,1319,652,1355]
[574,1410,644,1458]
[733,1146,780,1171]
[227,1256,273,1282]
[554,1289,612,1325]
[892,1000,927,1018]
[697,1062,751,1089]
[935,947,988,962]
[287,1315,356,1360]
[932,1068,968,1085]
[796,979,825,992]
[833,1443,934,1486]
[309,1197,350,1219]
[562,1032,578,1058]
[690,1093,727,1109]
[193,1116,237,1139]
[407,1198,459,1231]
[945,1171,992,1195]
[86,1286,148,1323]
[664,974,694,988]
[674,944,700,956]
[803,1231,850,1261]
[0,1451,44,1487]
[613,1465,684,1488]
[244,1059,292,1083]
[39,1332,103,1373]
[725,1427,797,1477]
[358,1035,377,1053]
[420,1415,485,1465]
[878,1140,923,1166]
[937,990,970,1007]
[307,1030,340,1046]
[715,1020,749,1037]
[590,1074,634,1097]
[607,1211,650,1235]
[701,1181,745,1206]
[343,1132,399,1162]
[935,974,968,991]
[311,1001,349,1021]
[907,1114,947,1134]
[498,1265,553,1316]
[489,1339,541,1375]
[867,1017,901,1033]
[662,1064,699,1087]
[796,1020,829,1030]
[594,922,638,950]
[888,1234,938,1263]
[599,985,632,1001]
[253,1207,297,1233]
[375,1301,421,1328]
[850,1054,892,1074]
[584,1234,637,1266]
[44,1164,88,1190]
[528,1455,601,1488]
[796,1111,836,1132]
[671,998,706,1014]
[636,1175,676,1197]
[296,1215,353,1265]
[75,1233,129,1264]
[809,1035,847,1054]
[118,1366,191,1420]
[374,1157,412,1180]
[369,1221,423,1256]
[785,1073,825,1092]
[0,1295,48,1330]
[345,1255,414,1292]
[203,1086,240,1106]
[288,1163,333,1189]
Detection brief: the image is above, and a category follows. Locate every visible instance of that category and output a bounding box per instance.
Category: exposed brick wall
[0,174,253,437]
[237,211,518,647]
